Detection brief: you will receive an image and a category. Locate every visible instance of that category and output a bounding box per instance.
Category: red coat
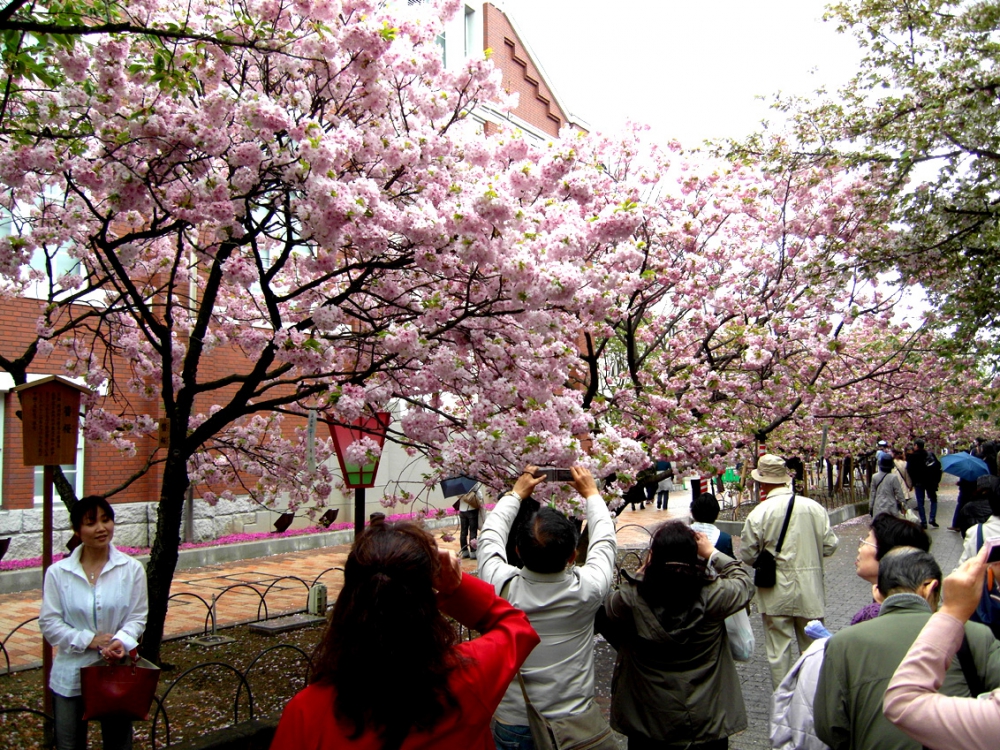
[270,574,539,750]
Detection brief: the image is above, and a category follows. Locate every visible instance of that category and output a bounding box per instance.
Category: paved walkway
[0,501,684,673]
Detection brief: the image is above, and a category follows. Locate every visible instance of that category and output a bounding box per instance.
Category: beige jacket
[740,487,839,619]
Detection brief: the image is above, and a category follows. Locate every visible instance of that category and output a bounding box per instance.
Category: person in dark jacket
[905,439,940,529]
[690,493,734,558]
[600,521,754,749]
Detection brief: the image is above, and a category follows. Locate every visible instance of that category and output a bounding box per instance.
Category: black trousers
[459,509,479,553]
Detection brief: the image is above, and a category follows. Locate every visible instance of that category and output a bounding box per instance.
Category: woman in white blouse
[39,495,148,750]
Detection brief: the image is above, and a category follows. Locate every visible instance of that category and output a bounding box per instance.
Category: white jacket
[771,637,831,750]
[740,487,838,619]
[39,544,148,697]
[477,491,616,725]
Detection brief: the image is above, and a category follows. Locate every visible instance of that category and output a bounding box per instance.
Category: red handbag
[80,649,160,721]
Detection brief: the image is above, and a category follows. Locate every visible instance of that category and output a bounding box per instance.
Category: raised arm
[572,466,617,598]
[476,467,544,589]
[436,554,540,711]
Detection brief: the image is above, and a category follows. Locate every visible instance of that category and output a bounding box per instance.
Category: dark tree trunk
[140,454,189,665]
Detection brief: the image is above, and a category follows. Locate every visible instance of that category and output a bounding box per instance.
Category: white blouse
[39,544,148,697]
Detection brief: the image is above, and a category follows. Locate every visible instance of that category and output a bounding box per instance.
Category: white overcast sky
[495,0,862,148]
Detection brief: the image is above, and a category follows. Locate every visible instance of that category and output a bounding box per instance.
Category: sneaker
[948,526,961,532]
[929,521,939,528]
[460,550,470,559]
[921,524,928,530]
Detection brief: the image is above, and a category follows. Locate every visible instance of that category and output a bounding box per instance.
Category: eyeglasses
[859,539,877,550]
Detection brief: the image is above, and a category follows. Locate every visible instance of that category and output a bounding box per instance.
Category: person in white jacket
[39,495,148,750]
[478,466,617,749]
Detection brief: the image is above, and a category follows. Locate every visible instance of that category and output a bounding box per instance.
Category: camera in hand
[537,468,574,482]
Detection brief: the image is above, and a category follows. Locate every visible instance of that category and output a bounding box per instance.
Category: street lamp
[327,411,390,535]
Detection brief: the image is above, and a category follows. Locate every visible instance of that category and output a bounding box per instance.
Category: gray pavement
[593,480,966,750]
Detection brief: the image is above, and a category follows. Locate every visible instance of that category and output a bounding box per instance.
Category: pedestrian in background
[870,455,907,519]
[905,439,940,529]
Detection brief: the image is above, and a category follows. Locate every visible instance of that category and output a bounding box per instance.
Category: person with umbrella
[939,452,991,531]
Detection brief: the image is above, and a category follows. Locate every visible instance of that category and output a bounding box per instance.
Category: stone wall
[0,496,261,561]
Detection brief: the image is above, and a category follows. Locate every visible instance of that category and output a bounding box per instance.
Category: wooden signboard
[14,376,89,466]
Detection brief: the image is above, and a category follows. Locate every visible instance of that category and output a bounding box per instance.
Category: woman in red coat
[271,521,539,750]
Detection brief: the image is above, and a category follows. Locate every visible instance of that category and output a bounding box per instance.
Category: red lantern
[327,412,390,535]
[328,412,390,488]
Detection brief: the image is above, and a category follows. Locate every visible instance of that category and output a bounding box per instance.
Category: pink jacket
[883,611,1000,750]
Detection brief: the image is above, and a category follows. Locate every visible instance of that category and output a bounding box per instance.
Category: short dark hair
[915,439,925,449]
[516,507,580,574]
[70,496,114,532]
[979,476,1000,516]
[870,513,931,561]
[690,493,720,524]
[877,548,941,598]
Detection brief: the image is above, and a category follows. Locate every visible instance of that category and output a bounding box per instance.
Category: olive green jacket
[600,552,754,746]
[815,594,1000,750]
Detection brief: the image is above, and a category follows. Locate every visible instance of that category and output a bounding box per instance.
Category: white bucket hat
[750,454,792,485]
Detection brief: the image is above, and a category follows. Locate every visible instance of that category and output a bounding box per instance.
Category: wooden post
[42,465,53,740]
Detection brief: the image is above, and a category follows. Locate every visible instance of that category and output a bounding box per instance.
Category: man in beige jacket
[741,454,839,689]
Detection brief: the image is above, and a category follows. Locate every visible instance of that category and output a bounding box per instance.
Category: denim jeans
[914,485,937,525]
[53,692,133,750]
[493,721,534,750]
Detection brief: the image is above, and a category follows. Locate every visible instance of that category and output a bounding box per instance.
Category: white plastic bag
[725,607,755,662]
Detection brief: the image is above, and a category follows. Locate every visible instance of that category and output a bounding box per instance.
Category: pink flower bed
[0,507,462,571]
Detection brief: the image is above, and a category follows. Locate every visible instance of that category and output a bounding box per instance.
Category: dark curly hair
[639,521,709,617]
[310,521,458,749]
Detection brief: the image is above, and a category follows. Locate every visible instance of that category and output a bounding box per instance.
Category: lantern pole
[354,487,366,536]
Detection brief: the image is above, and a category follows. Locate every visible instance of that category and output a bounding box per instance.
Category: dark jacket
[600,553,754,746]
[904,449,926,487]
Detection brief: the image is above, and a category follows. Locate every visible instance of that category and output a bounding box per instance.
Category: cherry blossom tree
[0,0,650,660]
[753,0,1000,358]
[564,132,983,479]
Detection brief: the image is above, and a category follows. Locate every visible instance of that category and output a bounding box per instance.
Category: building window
[34,441,84,505]
[436,31,446,66]
[29,247,81,280]
[465,5,476,57]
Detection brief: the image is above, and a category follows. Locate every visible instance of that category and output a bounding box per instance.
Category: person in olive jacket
[598,521,755,750]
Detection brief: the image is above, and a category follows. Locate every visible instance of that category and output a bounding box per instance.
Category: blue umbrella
[440,476,478,498]
[939,452,990,481]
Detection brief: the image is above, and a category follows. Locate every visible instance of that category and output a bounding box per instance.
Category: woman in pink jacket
[271,521,539,750]
[883,546,1000,749]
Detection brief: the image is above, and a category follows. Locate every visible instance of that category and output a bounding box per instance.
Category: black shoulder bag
[753,488,795,589]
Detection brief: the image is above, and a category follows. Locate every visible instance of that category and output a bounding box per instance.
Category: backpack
[971,524,1000,639]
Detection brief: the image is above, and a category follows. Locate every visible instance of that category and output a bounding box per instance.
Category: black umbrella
[441,476,478,498]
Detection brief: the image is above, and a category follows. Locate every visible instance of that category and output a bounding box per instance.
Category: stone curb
[716,500,868,538]
[0,516,459,595]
